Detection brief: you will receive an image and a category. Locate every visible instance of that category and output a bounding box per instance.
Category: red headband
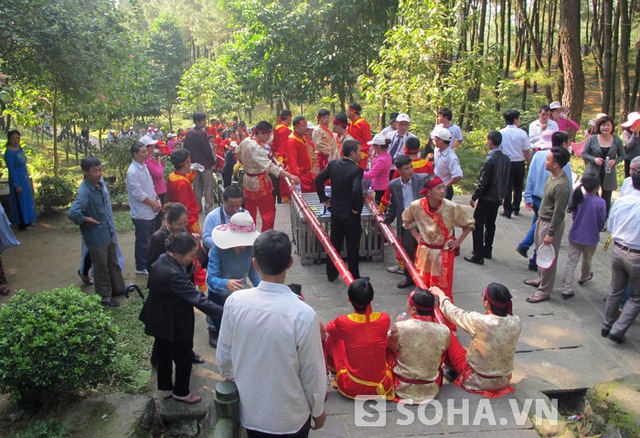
[409,291,435,314]
[419,177,444,195]
[294,119,307,127]
[333,117,348,128]
[483,288,513,315]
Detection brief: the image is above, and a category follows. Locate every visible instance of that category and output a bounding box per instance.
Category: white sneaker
[135,269,149,275]
[386,265,404,275]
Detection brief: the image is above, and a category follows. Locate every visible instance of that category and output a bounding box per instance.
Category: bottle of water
[605,156,611,174]
[190,163,205,172]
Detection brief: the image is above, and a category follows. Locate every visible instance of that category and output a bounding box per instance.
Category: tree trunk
[631,38,640,110]
[560,0,585,124]
[610,1,620,116]
[74,123,79,165]
[601,0,613,112]
[52,90,59,177]
[505,0,512,78]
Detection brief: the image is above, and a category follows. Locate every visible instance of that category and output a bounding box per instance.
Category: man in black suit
[384,155,428,288]
[316,140,364,281]
[465,130,511,265]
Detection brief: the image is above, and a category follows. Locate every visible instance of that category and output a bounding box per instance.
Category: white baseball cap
[430,126,452,142]
[396,113,411,123]
[367,133,388,146]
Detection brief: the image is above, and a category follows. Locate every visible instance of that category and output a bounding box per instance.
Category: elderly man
[386,113,418,173]
[126,139,161,275]
[432,126,463,200]
[601,171,640,344]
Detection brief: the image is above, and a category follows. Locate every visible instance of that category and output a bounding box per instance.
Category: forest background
[0,0,639,183]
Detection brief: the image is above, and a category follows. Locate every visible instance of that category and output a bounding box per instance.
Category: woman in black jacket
[140,232,222,404]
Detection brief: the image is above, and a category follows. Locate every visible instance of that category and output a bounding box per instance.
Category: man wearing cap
[437,107,464,148]
[432,126,463,200]
[516,132,573,269]
[549,101,580,135]
[529,105,559,146]
[386,113,417,173]
[316,139,364,281]
[206,212,261,349]
[313,108,340,171]
[381,112,399,137]
[499,110,532,218]
[167,149,200,235]
[236,121,300,231]
[622,111,640,177]
[126,139,161,275]
[465,130,510,265]
[524,145,572,303]
[347,103,373,170]
[286,116,317,193]
[184,112,217,215]
[601,171,640,344]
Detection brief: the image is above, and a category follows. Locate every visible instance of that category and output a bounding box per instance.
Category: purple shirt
[568,194,606,246]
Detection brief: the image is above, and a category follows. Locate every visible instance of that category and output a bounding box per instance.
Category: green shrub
[15,419,66,438]
[0,287,118,407]
[100,139,135,195]
[36,176,76,213]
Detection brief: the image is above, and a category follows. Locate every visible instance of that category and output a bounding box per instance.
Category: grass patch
[106,297,153,394]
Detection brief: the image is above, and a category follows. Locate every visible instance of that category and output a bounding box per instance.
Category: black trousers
[401,228,418,280]
[154,337,193,397]
[328,214,362,280]
[472,200,501,258]
[445,185,454,200]
[503,161,525,215]
[246,416,312,438]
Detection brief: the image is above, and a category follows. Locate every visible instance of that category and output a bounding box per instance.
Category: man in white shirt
[437,107,464,148]
[385,113,417,173]
[602,171,640,344]
[217,230,326,436]
[500,109,532,218]
[126,138,161,275]
[432,126,463,200]
[380,112,399,136]
[528,105,559,146]
[620,156,640,196]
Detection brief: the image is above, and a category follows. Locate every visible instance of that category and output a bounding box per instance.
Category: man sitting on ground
[430,283,521,398]
[325,277,395,400]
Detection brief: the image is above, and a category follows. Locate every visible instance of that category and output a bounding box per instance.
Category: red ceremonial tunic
[326,309,394,399]
[286,133,316,192]
[348,117,372,170]
[167,171,200,234]
[273,124,291,162]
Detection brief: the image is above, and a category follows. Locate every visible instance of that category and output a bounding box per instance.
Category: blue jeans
[519,196,542,250]
[132,217,156,271]
[206,289,232,332]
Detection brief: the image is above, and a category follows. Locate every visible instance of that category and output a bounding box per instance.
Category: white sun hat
[211,212,260,249]
[536,243,556,270]
[621,112,640,128]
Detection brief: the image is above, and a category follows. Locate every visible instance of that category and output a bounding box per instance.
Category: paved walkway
[187,196,640,436]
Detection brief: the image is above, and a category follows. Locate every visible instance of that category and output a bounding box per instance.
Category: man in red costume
[347,103,372,170]
[206,118,219,137]
[166,149,200,235]
[325,278,395,400]
[273,109,293,202]
[236,121,300,231]
[286,116,317,193]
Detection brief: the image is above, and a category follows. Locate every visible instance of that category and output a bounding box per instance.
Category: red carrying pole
[363,193,448,326]
[279,169,354,286]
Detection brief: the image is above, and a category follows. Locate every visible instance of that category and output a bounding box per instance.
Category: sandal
[77,270,94,286]
[523,279,540,288]
[526,294,550,304]
[578,273,593,286]
[192,352,205,364]
[562,292,575,300]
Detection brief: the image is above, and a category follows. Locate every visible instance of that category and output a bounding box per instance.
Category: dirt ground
[1,212,138,304]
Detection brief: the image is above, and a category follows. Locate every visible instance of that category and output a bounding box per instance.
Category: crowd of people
[1,101,639,436]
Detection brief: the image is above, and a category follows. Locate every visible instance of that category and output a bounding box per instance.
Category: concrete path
[189,196,640,436]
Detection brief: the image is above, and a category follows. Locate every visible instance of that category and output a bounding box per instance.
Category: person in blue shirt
[202,184,244,252]
[206,212,261,348]
[68,157,125,307]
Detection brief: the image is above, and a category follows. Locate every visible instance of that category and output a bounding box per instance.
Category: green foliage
[14,419,66,438]
[100,139,135,195]
[36,176,75,214]
[0,287,118,407]
[456,131,489,194]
